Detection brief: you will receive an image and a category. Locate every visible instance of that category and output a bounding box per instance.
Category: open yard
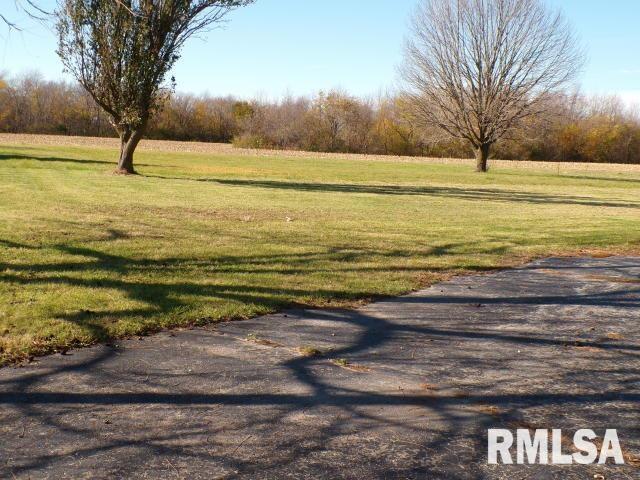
[1,134,640,365]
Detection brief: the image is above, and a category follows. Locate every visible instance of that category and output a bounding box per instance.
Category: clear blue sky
[1,0,639,103]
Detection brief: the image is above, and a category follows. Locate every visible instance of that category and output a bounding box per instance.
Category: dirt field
[2,132,640,174]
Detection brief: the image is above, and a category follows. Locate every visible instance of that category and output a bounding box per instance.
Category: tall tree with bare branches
[402,0,584,172]
[56,0,254,174]
[1,1,48,29]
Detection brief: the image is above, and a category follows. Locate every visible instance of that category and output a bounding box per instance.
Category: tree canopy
[56,0,254,173]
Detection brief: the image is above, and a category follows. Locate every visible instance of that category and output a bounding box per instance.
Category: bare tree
[402,0,584,172]
[56,0,254,174]
[1,1,49,29]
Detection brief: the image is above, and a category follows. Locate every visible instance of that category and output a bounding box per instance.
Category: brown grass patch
[330,358,371,372]
[605,332,624,341]
[298,346,324,357]
[574,345,605,353]
[245,334,283,348]
[472,404,504,418]
[419,383,440,391]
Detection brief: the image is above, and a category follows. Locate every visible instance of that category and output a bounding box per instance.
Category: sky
[1,0,639,104]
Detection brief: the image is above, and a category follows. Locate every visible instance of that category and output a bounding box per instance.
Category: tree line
[1,73,639,164]
[4,0,618,172]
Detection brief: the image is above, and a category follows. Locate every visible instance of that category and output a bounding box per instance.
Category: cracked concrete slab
[0,257,638,479]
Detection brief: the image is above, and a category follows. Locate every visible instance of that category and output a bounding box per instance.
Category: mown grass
[1,143,640,365]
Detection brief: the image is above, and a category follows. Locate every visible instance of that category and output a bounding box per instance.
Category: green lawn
[1,143,640,365]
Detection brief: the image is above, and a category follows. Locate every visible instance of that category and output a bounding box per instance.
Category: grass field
[1,135,640,365]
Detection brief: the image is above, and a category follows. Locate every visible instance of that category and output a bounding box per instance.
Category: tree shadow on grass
[0,239,476,349]
[147,175,640,209]
[0,254,638,478]
[0,152,114,167]
[560,174,640,185]
[1,237,638,348]
[0,152,159,168]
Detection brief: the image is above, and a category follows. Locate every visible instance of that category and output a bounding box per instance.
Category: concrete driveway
[0,257,638,479]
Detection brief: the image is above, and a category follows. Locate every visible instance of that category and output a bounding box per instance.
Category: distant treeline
[1,73,639,163]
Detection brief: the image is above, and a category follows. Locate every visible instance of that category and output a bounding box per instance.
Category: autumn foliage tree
[56,0,254,174]
[1,72,639,164]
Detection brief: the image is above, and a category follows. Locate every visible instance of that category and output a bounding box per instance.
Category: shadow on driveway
[0,257,638,479]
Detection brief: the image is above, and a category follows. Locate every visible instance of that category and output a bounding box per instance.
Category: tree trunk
[475,143,491,173]
[115,125,146,175]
